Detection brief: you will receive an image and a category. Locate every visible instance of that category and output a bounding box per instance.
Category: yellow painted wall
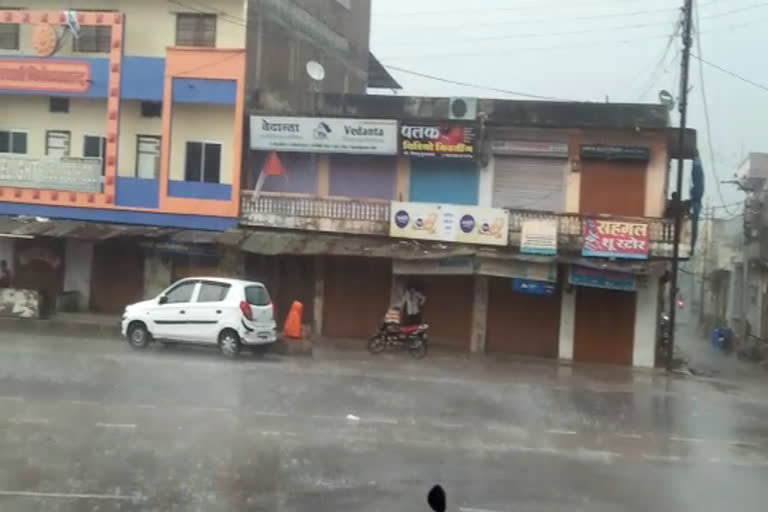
[0,0,246,57]
[169,103,235,184]
[0,95,106,157]
[118,100,162,177]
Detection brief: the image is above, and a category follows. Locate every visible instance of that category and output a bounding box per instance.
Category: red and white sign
[0,59,91,93]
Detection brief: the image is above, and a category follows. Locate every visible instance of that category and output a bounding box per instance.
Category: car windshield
[245,285,270,306]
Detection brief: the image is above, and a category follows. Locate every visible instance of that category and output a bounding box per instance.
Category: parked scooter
[368,309,429,358]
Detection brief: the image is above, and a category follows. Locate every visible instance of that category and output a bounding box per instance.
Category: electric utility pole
[667,0,694,371]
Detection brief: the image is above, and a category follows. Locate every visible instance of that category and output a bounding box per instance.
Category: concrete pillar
[390,271,406,307]
[470,275,489,353]
[63,239,94,311]
[633,279,659,368]
[218,246,244,277]
[477,154,494,207]
[0,238,15,274]
[317,154,330,197]
[564,133,581,213]
[143,252,173,299]
[558,288,576,360]
[313,256,325,337]
[395,156,409,201]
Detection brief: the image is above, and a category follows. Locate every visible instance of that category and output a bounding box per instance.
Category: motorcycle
[368,321,429,359]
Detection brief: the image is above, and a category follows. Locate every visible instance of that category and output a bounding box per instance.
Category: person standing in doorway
[400,283,426,326]
[0,260,11,288]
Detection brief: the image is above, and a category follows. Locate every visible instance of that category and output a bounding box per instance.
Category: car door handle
[216,310,222,314]
[179,310,186,314]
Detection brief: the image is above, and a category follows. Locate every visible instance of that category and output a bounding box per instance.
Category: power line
[691,54,768,93]
[378,14,768,60]
[382,65,574,101]
[694,0,736,216]
[380,1,768,47]
[634,11,683,101]
[374,3,706,30]
[373,0,710,18]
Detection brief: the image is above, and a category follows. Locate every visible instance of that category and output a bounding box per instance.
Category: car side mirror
[158,295,168,305]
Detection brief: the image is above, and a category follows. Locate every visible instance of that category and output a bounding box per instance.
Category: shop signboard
[393,257,475,275]
[0,58,91,93]
[579,144,650,162]
[399,124,475,159]
[0,154,101,192]
[520,218,558,255]
[491,139,568,157]
[512,278,557,296]
[569,265,636,292]
[582,218,649,260]
[249,115,398,155]
[390,201,509,246]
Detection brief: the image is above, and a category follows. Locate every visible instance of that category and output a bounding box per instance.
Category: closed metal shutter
[492,156,566,212]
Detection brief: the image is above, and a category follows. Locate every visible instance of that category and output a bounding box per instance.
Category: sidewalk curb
[0,316,122,340]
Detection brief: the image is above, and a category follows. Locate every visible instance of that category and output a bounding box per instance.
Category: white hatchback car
[121,277,277,357]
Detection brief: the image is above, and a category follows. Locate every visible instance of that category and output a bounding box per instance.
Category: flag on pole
[253,151,286,197]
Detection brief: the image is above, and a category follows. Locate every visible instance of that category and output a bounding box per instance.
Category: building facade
[0,0,373,315]
[241,94,695,368]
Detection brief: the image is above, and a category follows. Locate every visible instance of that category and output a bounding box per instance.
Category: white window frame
[184,139,223,184]
[136,134,161,179]
[45,130,71,157]
[0,129,28,154]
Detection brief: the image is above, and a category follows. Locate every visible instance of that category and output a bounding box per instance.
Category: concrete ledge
[0,316,122,339]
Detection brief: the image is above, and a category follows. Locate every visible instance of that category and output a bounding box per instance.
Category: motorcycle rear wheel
[368,335,386,354]
[409,339,427,359]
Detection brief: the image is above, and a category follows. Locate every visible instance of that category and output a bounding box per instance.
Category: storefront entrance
[573,286,636,365]
[323,256,392,340]
[486,277,561,357]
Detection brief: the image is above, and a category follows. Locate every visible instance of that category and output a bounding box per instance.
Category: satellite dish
[658,89,675,111]
[306,60,325,82]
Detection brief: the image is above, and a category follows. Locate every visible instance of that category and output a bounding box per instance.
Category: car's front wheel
[127,322,151,349]
[219,329,242,358]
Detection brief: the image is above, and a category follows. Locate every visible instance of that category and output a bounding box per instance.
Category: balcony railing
[241,192,390,235]
[240,192,690,258]
[507,210,689,258]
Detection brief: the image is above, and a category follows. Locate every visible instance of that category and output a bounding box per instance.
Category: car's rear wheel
[127,322,151,349]
[219,329,242,358]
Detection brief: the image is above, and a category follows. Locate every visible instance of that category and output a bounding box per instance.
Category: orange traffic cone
[282,300,303,339]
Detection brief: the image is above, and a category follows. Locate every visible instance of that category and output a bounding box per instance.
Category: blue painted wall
[116,177,159,208]
[0,201,236,231]
[122,57,164,101]
[172,78,236,105]
[168,180,232,201]
[409,159,479,205]
[0,55,165,101]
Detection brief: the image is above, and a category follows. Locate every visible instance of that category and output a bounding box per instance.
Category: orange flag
[263,151,287,176]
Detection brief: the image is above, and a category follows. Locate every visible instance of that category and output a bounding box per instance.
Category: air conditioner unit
[449,97,477,120]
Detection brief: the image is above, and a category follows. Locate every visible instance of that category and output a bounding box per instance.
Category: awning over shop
[0,215,237,243]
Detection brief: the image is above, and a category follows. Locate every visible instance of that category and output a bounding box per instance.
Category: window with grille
[184,141,221,183]
[0,130,27,154]
[175,13,216,47]
[74,25,112,53]
[0,22,20,50]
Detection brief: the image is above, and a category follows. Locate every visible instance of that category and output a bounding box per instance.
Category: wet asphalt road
[0,332,767,511]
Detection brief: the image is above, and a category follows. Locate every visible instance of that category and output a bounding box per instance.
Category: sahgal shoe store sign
[250,115,398,155]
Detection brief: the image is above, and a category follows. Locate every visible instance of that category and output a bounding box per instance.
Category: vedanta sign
[0,59,90,93]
